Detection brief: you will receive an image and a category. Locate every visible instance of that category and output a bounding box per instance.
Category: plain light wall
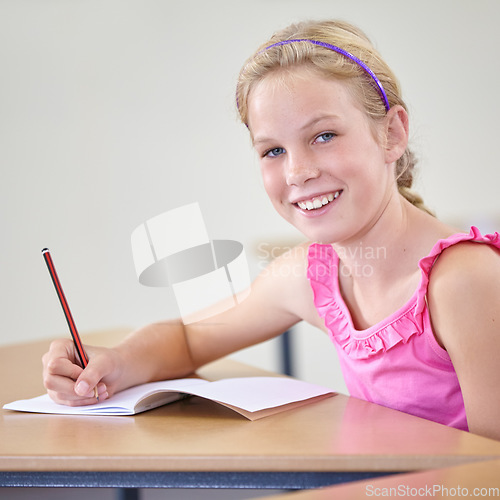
[1,0,499,391]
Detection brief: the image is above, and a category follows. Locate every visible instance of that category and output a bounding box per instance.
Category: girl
[42,20,500,440]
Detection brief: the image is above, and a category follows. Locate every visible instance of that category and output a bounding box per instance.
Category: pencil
[41,248,99,402]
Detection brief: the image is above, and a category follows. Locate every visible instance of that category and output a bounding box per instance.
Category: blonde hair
[236,20,433,215]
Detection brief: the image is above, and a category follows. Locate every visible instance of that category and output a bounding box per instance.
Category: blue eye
[264,147,286,158]
[315,132,335,143]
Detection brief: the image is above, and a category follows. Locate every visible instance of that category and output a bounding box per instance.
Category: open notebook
[3,377,335,421]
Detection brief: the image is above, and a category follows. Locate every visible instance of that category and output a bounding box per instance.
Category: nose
[284,150,320,186]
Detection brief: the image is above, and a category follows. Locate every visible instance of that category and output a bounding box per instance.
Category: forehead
[247,67,361,132]
[250,65,352,99]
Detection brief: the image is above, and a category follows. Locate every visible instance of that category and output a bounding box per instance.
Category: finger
[45,374,90,404]
[73,347,116,396]
[42,340,114,407]
[47,389,101,407]
[45,355,84,381]
[46,382,109,407]
[42,338,79,368]
[45,355,103,399]
[42,339,82,381]
[46,379,109,405]
[74,365,108,397]
[43,371,81,395]
[43,342,84,396]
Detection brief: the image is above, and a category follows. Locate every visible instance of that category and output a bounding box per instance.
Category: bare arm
[428,242,500,440]
[43,243,318,405]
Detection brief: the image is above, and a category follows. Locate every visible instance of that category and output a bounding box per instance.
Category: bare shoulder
[428,240,500,301]
[258,240,327,330]
[428,241,500,329]
[427,240,500,439]
[257,240,312,284]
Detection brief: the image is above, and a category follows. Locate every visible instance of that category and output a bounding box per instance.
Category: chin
[294,219,359,245]
[290,223,336,245]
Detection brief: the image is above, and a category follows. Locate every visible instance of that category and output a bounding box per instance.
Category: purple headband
[263,39,391,112]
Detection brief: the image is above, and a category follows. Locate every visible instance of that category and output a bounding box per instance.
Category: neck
[329,194,456,330]
[332,194,414,285]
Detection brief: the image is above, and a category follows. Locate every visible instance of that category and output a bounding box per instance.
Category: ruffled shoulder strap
[306,243,342,322]
[307,243,421,359]
[307,227,500,360]
[415,226,500,316]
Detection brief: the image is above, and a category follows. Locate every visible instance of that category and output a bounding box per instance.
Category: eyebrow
[300,114,341,131]
[252,114,341,146]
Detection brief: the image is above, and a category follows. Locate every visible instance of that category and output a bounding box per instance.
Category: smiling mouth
[296,190,342,211]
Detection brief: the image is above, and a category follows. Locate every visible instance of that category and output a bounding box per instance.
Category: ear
[384,105,409,164]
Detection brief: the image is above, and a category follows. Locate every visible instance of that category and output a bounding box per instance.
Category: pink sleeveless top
[307,227,500,431]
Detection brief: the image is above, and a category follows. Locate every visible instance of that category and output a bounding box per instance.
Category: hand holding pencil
[41,248,100,401]
[40,248,202,407]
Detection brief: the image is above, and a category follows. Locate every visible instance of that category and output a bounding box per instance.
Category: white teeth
[297,191,341,211]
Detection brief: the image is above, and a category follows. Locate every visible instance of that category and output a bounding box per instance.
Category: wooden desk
[2,329,500,493]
